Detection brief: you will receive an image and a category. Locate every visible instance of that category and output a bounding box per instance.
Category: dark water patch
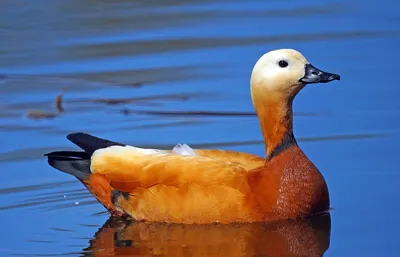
[59,3,344,41]
[0,124,53,132]
[0,181,77,195]
[78,223,104,228]
[69,237,93,241]
[120,109,328,117]
[45,200,99,212]
[2,74,141,93]
[64,245,85,249]
[18,92,218,121]
[123,109,258,117]
[32,232,57,236]
[0,147,74,163]
[64,30,400,61]
[0,195,92,211]
[27,111,59,120]
[2,101,62,114]
[31,116,205,136]
[11,252,86,257]
[0,112,18,118]
[50,0,244,34]
[27,240,56,244]
[62,64,214,85]
[22,190,90,205]
[32,187,84,198]
[0,181,92,212]
[73,92,217,105]
[51,228,75,233]
[126,120,206,130]
[298,133,388,143]
[90,99,162,106]
[0,74,130,94]
[91,211,109,217]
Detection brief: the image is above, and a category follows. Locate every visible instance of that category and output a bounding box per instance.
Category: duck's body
[45,49,339,224]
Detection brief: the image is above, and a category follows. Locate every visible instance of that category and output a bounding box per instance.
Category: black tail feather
[45,151,90,160]
[46,132,125,180]
[46,151,91,180]
[67,132,124,156]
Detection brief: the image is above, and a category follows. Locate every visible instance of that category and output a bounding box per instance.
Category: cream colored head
[250,49,340,100]
[249,49,340,157]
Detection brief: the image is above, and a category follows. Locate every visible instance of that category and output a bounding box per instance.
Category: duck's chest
[247,149,330,220]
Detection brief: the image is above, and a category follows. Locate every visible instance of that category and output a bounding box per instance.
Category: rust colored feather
[194,149,265,170]
[80,174,127,217]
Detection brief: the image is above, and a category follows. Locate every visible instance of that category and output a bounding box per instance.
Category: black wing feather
[66,132,125,156]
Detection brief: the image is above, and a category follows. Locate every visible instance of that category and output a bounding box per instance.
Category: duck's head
[250,49,340,103]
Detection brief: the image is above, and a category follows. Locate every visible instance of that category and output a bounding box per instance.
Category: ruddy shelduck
[45,49,340,224]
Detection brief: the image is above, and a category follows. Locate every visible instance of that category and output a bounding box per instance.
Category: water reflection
[84,213,331,257]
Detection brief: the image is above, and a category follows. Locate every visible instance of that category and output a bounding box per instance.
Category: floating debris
[56,94,63,112]
[120,109,257,117]
[27,92,64,120]
[119,81,143,87]
[27,111,58,120]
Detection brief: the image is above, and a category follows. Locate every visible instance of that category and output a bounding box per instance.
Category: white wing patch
[92,145,167,159]
[172,143,196,156]
[91,143,196,164]
[90,144,196,174]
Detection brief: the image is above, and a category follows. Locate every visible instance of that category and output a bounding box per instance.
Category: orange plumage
[45,49,340,224]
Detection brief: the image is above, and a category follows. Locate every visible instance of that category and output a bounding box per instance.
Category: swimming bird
[45,49,340,224]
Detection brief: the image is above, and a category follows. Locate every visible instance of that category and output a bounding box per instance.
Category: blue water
[0,0,399,256]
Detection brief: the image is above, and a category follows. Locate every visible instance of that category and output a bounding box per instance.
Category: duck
[45,49,340,224]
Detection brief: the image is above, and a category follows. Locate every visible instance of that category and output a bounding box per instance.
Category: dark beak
[299,64,340,84]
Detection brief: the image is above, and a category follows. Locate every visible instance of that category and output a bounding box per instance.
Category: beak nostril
[302,63,340,84]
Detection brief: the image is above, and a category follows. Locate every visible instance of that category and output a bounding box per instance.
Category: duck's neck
[254,92,297,160]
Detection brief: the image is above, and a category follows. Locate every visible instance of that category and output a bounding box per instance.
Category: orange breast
[247,146,330,221]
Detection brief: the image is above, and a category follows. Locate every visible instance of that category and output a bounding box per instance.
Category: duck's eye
[278,60,288,68]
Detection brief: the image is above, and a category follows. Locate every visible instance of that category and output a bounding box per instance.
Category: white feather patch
[91,144,195,168]
[92,145,167,160]
[172,143,196,156]
[91,145,169,174]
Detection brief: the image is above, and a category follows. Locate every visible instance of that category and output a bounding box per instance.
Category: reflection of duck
[46,49,340,223]
[84,213,331,257]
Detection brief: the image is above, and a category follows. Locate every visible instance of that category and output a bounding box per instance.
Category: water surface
[0,0,399,256]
